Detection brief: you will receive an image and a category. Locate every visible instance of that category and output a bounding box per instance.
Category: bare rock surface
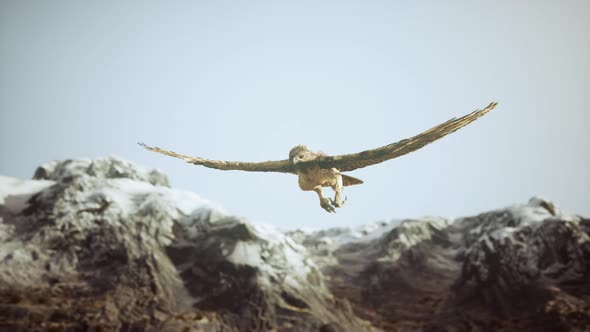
[1,157,589,331]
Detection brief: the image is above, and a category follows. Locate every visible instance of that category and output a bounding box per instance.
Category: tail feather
[342,174,363,186]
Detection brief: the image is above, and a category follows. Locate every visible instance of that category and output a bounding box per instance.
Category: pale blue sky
[1,1,589,228]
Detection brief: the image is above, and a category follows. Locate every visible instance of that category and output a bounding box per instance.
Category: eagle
[140,102,497,213]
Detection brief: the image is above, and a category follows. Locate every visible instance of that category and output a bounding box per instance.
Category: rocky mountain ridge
[0,157,588,331]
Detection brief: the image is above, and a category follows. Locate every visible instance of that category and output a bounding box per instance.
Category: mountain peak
[33,156,170,187]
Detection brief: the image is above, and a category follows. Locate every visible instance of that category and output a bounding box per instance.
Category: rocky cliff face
[0,158,370,332]
[292,199,590,331]
[1,158,588,331]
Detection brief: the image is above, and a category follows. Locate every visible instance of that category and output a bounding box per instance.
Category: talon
[320,198,336,213]
[341,196,348,206]
[329,196,347,208]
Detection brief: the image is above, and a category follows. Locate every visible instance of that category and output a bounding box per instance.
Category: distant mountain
[0,158,588,331]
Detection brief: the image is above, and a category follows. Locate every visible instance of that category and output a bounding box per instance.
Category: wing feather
[139,143,295,173]
[314,102,497,172]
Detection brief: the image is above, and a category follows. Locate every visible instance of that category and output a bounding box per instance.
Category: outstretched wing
[139,143,295,173]
[313,102,497,172]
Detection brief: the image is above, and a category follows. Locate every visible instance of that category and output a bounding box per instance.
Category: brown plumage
[140,102,497,212]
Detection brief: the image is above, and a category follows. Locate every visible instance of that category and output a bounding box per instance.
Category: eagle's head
[289,145,316,167]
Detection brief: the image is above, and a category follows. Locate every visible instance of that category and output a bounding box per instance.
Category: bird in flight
[140,102,497,213]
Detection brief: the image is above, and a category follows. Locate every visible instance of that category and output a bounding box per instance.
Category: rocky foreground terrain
[0,158,588,331]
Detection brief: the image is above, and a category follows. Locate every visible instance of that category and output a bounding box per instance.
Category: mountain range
[1,157,588,331]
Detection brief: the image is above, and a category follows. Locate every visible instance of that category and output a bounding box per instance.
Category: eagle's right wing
[139,143,295,174]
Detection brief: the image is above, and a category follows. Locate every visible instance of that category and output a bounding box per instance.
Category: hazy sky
[1,1,589,229]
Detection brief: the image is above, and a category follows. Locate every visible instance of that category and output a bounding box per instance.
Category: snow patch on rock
[0,176,54,214]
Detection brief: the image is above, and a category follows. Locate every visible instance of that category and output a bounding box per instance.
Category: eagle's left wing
[311,102,497,172]
[139,143,295,173]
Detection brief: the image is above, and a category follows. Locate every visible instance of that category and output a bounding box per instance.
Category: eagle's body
[289,145,362,212]
[140,102,497,213]
[296,164,340,191]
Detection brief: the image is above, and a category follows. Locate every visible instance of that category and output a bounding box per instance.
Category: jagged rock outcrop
[0,158,370,332]
[1,157,588,331]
